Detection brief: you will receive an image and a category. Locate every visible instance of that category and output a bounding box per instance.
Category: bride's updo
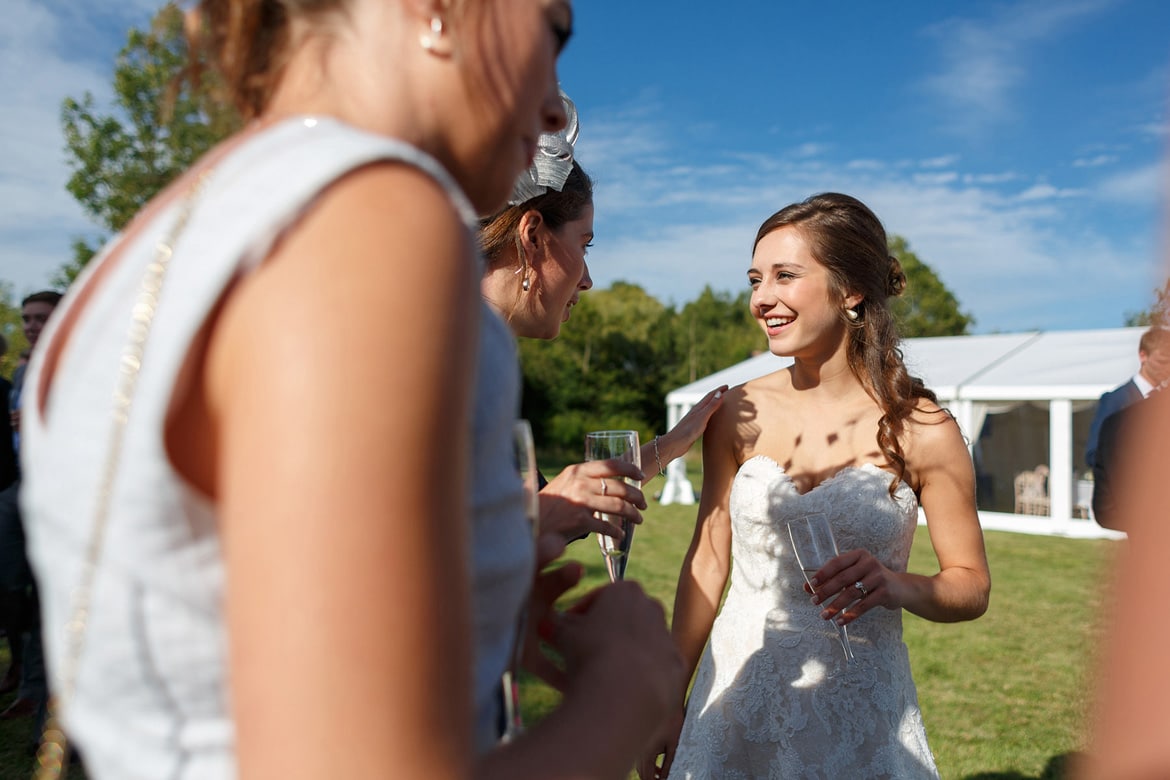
[753,193,939,494]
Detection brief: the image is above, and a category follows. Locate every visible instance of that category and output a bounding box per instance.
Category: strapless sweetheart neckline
[741,453,900,497]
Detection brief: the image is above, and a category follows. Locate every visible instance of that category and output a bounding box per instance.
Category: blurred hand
[637,707,686,780]
[544,581,685,759]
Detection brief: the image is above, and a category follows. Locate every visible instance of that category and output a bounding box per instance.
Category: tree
[0,284,27,380]
[60,3,240,283]
[669,286,763,387]
[1124,278,1170,328]
[888,236,973,337]
[519,282,678,453]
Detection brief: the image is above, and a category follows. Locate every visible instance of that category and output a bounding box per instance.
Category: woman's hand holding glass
[538,459,646,542]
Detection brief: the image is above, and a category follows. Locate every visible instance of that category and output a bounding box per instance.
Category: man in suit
[1085,328,1170,470]
[1087,327,1170,529]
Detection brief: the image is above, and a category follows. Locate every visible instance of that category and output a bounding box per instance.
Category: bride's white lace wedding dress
[670,455,939,779]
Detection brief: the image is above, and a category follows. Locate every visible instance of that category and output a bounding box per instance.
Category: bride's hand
[805,548,899,625]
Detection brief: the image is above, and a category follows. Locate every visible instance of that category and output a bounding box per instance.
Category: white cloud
[920,155,960,169]
[1016,184,1084,201]
[963,172,1020,184]
[920,0,1118,136]
[913,172,960,185]
[1073,154,1120,168]
[1096,159,1170,204]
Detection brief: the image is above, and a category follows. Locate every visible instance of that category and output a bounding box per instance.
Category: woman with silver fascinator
[480,91,726,545]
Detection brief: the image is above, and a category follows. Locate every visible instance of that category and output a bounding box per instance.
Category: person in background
[479,92,725,544]
[21,2,681,778]
[0,292,60,747]
[1085,327,1170,471]
[642,193,990,780]
[0,332,18,697]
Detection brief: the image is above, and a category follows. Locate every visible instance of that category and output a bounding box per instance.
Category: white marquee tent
[662,327,1144,539]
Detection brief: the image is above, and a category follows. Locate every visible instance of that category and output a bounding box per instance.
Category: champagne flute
[501,419,539,742]
[584,430,640,582]
[786,512,856,665]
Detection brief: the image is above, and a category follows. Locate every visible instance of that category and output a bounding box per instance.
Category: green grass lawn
[0,472,1115,780]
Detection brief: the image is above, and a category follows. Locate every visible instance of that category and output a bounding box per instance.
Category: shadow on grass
[964,751,1081,780]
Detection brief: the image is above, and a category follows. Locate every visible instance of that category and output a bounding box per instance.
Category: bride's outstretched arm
[637,398,739,779]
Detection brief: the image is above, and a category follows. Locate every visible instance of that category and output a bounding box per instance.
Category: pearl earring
[419,17,443,51]
[845,307,859,321]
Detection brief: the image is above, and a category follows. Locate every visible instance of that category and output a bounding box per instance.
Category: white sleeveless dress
[671,455,938,779]
[21,117,531,778]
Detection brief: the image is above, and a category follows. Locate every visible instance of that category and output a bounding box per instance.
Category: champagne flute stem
[834,622,855,663]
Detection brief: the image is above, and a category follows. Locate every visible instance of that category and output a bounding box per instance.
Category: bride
[640,193,991,779]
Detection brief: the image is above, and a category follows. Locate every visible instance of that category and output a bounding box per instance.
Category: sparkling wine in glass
[584,430,640,582]
[501,419,539,742]
[786,512,856,665]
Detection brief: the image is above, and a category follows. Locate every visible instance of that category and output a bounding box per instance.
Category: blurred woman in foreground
[22,2,680,778]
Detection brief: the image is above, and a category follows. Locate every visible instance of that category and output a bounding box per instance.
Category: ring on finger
[854,580,868,599]
[600,478,608,496]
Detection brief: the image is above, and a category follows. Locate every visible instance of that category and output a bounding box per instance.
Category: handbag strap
[35,168,214,779]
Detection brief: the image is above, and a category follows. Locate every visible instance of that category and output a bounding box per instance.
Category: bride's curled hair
[753,192,937,495]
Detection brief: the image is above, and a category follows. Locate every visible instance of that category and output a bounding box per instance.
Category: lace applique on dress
[670,456,939,780]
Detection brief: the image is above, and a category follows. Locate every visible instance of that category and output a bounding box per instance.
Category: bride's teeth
[766,317,791,327]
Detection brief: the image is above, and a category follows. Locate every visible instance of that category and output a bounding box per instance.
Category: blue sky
[2,1,1168,332]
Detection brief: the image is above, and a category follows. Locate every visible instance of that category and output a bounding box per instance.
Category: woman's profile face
[524,203,594,340]
[453,0,574,213]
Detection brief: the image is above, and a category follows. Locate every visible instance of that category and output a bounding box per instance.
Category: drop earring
[845,307,859,321]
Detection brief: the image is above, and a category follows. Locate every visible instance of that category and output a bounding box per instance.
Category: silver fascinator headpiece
[508,89,579,206]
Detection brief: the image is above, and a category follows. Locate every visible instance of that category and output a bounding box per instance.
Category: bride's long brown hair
[754,192,941,495]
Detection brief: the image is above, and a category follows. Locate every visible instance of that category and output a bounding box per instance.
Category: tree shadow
[964,751,1081,780]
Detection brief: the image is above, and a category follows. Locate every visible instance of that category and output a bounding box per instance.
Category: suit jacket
[1092,390,1164,531]
[0,376,15,491]
[1085,379,1143,469]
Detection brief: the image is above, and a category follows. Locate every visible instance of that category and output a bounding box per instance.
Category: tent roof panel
[665,327,1144,406]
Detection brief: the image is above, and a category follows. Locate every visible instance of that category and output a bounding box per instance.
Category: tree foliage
[60,2,240,283]
[1124,278,1170,328]
[889,236,974,337]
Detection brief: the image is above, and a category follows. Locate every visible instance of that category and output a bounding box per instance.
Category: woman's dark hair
[478,161,593,268]
[754,192,938,495]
